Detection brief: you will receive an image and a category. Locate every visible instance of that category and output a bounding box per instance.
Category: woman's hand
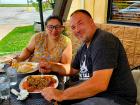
[3,59,12,66]
[4,58,18,67]
[11,59,18,67]
[39,61,52,73]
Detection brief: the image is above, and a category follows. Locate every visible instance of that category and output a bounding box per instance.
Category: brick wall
[64,22,140,68]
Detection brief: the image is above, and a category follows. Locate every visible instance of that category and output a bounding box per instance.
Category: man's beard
[83,35,91,43]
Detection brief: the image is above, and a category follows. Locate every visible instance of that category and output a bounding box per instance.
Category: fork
[38,64,44,76]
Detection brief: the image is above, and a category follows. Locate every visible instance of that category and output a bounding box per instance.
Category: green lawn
[0,4,32,7]
[0,25,35,56]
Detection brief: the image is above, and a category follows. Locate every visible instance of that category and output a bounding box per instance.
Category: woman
[13,15,72,75]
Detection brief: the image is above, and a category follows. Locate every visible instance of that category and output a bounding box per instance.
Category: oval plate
[19,75,59,93]
[17,62,39,74]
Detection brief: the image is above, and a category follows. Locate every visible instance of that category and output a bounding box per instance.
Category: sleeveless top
[29,32,70,63]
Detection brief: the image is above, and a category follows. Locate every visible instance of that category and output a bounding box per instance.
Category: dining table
[0,69,64,105]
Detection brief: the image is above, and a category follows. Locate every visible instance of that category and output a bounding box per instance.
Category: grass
[0,25,35,56]
[0,4,32,7]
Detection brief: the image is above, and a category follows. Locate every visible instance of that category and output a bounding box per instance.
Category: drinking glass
[0,74,10,100]
[6,67,17,86]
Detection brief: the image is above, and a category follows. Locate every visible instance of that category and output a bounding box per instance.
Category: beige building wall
[84,0,94,17]
[67,0,81,20]
[68,0,95,19]
[93,0,108,23]
[67,0,108,23]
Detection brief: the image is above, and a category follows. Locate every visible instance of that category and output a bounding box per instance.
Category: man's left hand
[41,87,63,102]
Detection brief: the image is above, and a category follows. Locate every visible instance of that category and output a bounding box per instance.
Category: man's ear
[89,18,94,24]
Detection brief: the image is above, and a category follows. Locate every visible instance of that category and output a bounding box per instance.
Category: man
[40,9,137,105]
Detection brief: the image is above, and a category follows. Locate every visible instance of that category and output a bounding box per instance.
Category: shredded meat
[27,76,57,90]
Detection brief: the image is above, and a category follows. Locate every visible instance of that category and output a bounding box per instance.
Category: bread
[17,63,33,73]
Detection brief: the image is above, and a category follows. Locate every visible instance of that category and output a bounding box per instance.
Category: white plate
[17,62,39,74]
[19,75,59,93]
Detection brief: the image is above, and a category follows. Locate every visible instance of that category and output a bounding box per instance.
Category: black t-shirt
[72,28,137,105]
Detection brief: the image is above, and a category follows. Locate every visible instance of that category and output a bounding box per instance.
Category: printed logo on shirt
[80,55,90,80]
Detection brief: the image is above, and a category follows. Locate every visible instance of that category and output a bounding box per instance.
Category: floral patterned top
[29,32,70,63]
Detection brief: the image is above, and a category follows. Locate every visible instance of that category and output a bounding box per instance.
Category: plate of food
[19,75,58,93]
[15,62,39,74]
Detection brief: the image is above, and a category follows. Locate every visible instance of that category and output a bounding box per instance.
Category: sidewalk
[0,24,17,40]
[0,7,52,40]
[0,24,32,40]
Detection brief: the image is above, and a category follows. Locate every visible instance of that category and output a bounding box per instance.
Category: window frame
[107,0,140,26]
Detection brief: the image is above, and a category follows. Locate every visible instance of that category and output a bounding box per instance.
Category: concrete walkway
[0,7,52,40]
[0,24,16,40]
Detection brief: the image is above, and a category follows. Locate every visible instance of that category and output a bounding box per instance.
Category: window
[107,0,140,26]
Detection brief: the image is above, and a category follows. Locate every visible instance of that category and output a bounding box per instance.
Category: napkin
[11,89,29,100]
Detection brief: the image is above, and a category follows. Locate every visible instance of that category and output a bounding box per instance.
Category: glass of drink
[0,74,10,100]
[6,67,17,86]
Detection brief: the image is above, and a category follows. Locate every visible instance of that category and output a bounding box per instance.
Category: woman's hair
[45,15,63,25]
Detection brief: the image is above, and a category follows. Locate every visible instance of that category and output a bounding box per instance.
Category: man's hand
[41,87,63,102]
